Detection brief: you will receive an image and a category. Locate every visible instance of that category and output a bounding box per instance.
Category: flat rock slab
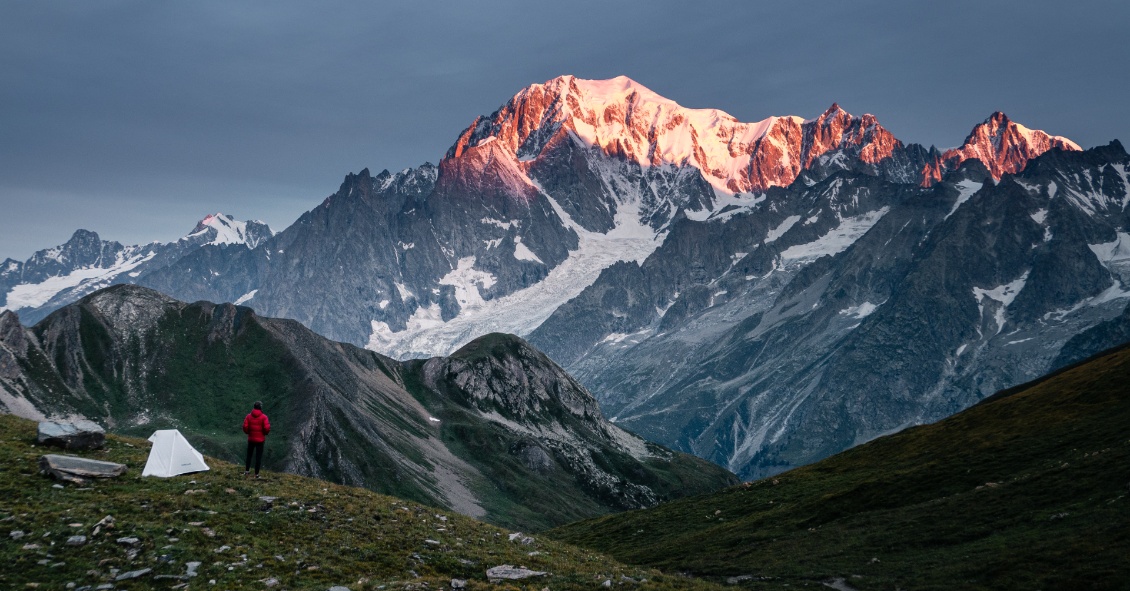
[116,568,152,581]
[486,565,548,582]
[40,454,127,484]
[38,420,105,450]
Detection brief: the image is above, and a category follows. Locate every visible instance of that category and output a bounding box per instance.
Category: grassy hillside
[0,414,727,591]
[4,287,736,533]
[548,345,1130,590]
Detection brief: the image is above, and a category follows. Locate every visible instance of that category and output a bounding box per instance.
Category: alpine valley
[4,75,1130,481]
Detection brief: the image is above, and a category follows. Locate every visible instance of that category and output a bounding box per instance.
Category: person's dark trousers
[246,441,265,475]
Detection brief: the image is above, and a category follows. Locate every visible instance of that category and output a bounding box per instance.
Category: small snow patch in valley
[234,290,258,305]
[839,301,879,319]
[972,272,1029,335]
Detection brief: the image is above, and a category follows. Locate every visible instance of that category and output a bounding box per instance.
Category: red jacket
[243,409,270,443]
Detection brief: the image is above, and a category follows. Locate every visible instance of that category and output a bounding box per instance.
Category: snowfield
[2,251,155,312]
[369,197,663,358]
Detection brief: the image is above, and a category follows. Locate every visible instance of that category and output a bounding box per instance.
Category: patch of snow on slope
[780,207,890,261]
[1045,281,1130,321]
[481,218,518,230]
[946,179,984,219]
[2,250,156,311]
[1030,209,1048,225]
[764,215,801,243]
[840,301,879,319]
[691,190,764,222]
[440,257,497,307]
[972,272,1029,335]
[234,290,258,305]
[512,237,544,263]
[1061,175,1122,216]
[368,191,662,358]
[1089,232,1130,263]
[601,332,630,344]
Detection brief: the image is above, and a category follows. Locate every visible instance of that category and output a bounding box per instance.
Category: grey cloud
[1,0,1126,259]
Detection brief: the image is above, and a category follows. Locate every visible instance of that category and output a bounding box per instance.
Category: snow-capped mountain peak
[922,111,1081,185]
[184,213,274,249]
[446,75,902,195]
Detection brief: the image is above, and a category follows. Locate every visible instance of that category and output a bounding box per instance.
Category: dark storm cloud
[2,0,1127,259]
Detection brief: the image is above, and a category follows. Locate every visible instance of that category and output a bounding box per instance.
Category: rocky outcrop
[37,420,105,450]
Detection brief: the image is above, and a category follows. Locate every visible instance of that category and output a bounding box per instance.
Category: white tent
[142,429,210,477]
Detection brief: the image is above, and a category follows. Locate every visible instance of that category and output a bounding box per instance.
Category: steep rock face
[0,311,28,381]
[0,286,736,531]
[532,142,1130,479]
[922,111,1081,185]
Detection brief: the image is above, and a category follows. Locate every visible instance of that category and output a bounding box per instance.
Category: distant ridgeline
[4,75,1129,480]
[0,285,735,531]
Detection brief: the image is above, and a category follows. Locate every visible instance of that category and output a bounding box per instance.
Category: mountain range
[4,75,1127,479]
[1,213,273,325]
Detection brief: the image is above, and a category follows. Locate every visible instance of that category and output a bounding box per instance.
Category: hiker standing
[243,401,270,478]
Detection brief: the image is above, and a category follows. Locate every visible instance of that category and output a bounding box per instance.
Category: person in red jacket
[242,401,270,478]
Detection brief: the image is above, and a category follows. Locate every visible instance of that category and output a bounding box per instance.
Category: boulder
[485,565,548,582]
[40,454,127,484]
[115,568,152,581]
[37,420,105,450]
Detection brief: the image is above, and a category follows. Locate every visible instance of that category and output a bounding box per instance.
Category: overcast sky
[2,1,1128,260]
